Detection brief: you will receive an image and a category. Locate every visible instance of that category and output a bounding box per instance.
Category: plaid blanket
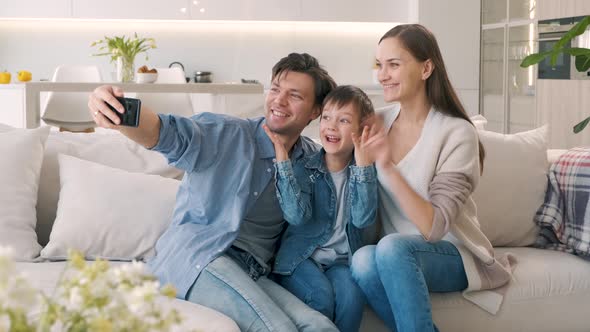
[534,147,590,260]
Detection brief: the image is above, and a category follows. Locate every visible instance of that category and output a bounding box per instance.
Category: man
[88,53,338,332]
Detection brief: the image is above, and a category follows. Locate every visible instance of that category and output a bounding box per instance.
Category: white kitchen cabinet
[190,0,300,21]
[0,85,25,128]
[72,0,190,20]
[0,0,71,18]
[300,0,414,22]
[2,0,417,22]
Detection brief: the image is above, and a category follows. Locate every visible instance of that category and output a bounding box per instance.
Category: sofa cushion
[430,248,590,332]
[40,154,180,261]
[0,125,50,261]
[360,247,590,332]
[37,129,183,246]
[473,125,549,247]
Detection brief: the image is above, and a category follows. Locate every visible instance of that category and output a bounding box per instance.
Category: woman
[350,24,514,332]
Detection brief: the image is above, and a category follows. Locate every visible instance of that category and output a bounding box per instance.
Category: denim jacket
[272,149,378,275]
[147,113,318,299]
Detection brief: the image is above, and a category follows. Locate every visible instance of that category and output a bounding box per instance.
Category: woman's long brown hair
[380,24,485,173]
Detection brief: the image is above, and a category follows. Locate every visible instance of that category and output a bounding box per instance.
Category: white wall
[0,0,481,128]
[0,20,390,87]
[417,0,481,115]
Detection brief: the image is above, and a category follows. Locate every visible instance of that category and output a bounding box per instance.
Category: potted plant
[520,16,590,133]
[91,33,157,83]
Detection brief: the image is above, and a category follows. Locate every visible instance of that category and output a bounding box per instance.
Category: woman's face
[376,37,428,103]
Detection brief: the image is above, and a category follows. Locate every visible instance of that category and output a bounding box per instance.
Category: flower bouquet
[0,247,194,332]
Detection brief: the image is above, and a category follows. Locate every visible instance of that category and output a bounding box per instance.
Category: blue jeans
[186,248,338,332]
[350,234,468,332]
[276,259,365,332]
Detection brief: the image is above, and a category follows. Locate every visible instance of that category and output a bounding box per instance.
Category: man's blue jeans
[186,248,338,332]
[350,234,468,332]
[275,258,365,332]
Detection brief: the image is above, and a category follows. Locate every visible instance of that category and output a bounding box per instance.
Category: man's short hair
[272,53,337,108]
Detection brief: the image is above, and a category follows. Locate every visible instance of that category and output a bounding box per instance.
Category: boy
[263,85,378,332]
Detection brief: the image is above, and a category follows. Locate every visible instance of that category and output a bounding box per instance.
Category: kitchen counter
[22,82,263,128]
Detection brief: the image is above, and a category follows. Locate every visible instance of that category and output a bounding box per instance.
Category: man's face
[264,71,319,137]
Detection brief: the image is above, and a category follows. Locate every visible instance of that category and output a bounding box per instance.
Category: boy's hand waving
[352,116,392,168]
[352,125,373,167]
[263,124,289,162]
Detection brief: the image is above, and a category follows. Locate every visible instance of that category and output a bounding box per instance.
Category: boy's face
[264,71,320,138]
[319,102,361,159]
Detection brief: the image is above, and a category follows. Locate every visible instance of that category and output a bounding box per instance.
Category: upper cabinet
[0,0,71,18]
[72,0,190,20]
[0,0,413,22]
[299,0,414,22]
[190,0,300,21]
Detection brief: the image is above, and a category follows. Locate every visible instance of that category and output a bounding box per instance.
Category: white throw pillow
[41,154,180,261]
[36,130,183,246]
[0,126,50,260]
[473,125,549,247]
[470,114,487,130]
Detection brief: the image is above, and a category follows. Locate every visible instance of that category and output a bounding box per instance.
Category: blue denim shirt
[273,149,378,275]
[147,113,318,299]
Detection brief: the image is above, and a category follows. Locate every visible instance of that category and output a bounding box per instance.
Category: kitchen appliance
[538,16,590,80]
[194,71,212,83]
[168,62,191,83]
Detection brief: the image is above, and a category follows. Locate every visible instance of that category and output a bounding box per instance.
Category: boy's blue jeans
[351,234,468,332]
[276,258,366,332]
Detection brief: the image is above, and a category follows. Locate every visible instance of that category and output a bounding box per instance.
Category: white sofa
[1,122,590,332]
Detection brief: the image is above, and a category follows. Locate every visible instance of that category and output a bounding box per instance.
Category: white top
[377,104,480,243]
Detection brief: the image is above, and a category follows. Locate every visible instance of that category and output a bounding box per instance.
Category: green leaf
[562,47,590,56]
[550,50,560,66]
[573,116,590,133]
[90,32,157,63]
[575,53,590,71]
[520,51,552,67]
[555,16,590,49]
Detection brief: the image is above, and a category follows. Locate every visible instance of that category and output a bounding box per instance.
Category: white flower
[0,246,15,281]
[0,314,10,332]
[49,320,64,332]
[113,260,148,284]
[125,281,160,315]
[0,249,189,332]
[67,286,83,310]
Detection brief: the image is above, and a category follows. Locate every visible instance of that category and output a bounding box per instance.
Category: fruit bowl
[135,72,158,83]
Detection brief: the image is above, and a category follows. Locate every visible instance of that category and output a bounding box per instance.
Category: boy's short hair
[272,53,337,108]
[322,85,375,123]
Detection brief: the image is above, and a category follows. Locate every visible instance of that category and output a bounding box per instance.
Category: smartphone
[106,97,141,127]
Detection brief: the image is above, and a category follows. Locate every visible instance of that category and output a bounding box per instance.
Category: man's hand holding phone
[88,85,141,128]
[88,85,163,149]
[106,97,141,127]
